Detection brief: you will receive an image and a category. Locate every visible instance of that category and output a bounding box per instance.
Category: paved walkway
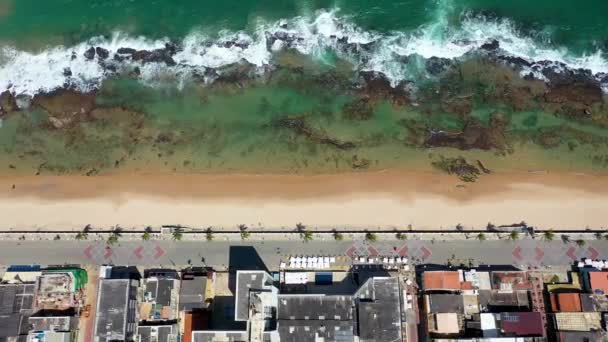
[1,238,606,270]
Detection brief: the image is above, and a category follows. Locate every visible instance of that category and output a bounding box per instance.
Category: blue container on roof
[315,272,333,285]
[7,265,41,272]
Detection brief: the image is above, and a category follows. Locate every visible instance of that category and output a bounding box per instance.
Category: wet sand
[0,169,607,231]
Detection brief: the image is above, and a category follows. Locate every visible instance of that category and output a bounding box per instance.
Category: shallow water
[1,0,608,176]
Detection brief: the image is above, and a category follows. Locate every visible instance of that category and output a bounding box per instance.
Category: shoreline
[1,169,607,231]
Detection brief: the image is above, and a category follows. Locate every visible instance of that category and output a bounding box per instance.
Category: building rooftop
[35,273,79,311]
[26,331,71,342]
[425,294,466,314]
[0,284,35,338]
[179,273,208,312]
[464,271,492,290]
[94,279,137,342]
[429,313,461,334]
[557,331,608,342]
[588,272,608,294]
[579,293,608,312]
[235,271,274,321]
[423,271,461,291]
[498,312,544,337]
[277,295,353,321]
[277,320,354,342]
[356,277,402,342]
[554,312,603,332]
[141,278,177,321]
[137,325,174,342]
[192,331,248,342]
[28,316,76,332]
[550,293,582,312]
[491,272,531,291]
[478,289,530,311]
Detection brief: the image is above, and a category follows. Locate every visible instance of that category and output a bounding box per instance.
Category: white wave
[1,8,607,96]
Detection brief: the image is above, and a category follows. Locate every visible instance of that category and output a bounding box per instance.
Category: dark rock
[215,61,256,83]
[425,115,507,151]
[131,48,177,66]
[480,39,499,51]
[0,91,18,114]
[425,57,453,75]
[272,116,356,150]
[221,40,250,50]
[499,55,532,68]
[105,64,117,73]
[71,52,77,61]
[164,42,180,54]
[84,47,96,60]
[358,71,409,105]
[432,156,481,182]
[117,47,137,55]
[264,31,297,50]
[132,67,141,76]
[342,97,374,120]
[32,90,96,118]
[113,54,125,62]
[95,47,109,60]
[63,68,72,77]
[544,81,603,106]
[441,95,473,116]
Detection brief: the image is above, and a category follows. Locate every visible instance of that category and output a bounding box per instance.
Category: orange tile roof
[589,272,608,294]
[424,271,460,290]
[183,313,193,342]
[552,293,582,312]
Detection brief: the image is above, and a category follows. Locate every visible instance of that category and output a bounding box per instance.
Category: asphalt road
[1,238,606,270]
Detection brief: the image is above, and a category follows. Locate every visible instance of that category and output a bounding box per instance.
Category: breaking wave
[1,5,607,96]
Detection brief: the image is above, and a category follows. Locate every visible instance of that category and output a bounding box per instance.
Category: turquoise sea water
[1,0,608,175]
[2,0,608,53]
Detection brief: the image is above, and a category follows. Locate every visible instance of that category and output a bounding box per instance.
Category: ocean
[1,0,608,175]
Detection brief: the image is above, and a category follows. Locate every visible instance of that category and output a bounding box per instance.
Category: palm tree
[296,222,306,232]
[396,232,407,240]
[239,224,250,240]
[172,228,183,241]
[476,232,486,241]
[302,230,313,242]
[205,227,214,241]
[107,226,122,245]
[76,225,90,240]
[332,230,344,241]
[107,234,119,245]
[543,230,555,241]
[509,231,520,241]
[575,239,586,247]
[365,232,378,243]
[561,234,570,244]
[594,232,603,240]
[142,226,152,241]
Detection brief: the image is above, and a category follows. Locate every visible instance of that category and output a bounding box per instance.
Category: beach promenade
[1,239,605,269]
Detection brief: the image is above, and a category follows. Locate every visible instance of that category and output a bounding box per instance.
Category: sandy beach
[0,170,606,231]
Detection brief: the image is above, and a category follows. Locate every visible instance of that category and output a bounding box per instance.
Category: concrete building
[0,283,36,340]
[94,279,139,342]
[136,325,176,342]
[34,269,86,311]
[179,270,210,313]
[140,276,179,322]
[192,270,403,342]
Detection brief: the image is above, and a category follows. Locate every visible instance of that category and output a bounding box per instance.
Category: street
[1,238,606,269]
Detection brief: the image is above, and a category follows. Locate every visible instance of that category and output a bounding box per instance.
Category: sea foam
[1,9,607,96]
